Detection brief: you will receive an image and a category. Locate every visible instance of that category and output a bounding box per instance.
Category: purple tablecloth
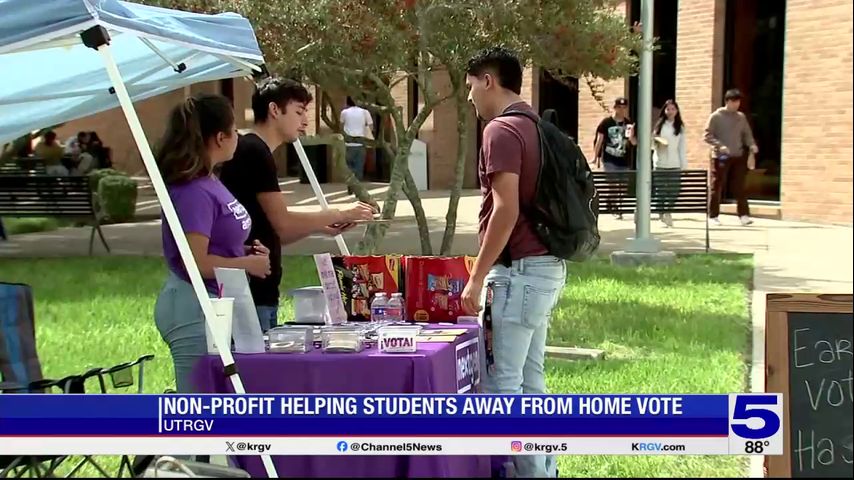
[192,324,491,478]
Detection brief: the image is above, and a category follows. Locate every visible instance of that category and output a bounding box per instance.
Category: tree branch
[320,90,341,131]
[389,72,416,90]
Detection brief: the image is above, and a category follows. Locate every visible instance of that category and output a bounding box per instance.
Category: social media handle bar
[728,393,784,455]
[330,438,731,455]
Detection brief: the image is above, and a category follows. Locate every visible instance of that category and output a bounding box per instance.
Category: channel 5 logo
[729,394,782,439]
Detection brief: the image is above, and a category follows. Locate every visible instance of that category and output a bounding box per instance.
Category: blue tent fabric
[0,0,264,145]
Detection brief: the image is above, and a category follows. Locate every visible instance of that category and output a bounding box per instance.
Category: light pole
[625,0,660,254]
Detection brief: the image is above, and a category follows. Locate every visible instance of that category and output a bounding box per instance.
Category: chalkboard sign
[765,294,853,478]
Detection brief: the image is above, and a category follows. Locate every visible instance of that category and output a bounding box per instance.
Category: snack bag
[332,255,402,322]
[403,256,475,323]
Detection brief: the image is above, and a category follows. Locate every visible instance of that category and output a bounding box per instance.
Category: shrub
[97,175,138,223]
[87,168,127,193]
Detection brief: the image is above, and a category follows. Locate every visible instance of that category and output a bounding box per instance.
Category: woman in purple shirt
[154,94,271,393]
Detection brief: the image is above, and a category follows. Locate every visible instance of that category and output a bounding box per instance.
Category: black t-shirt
[596,116,632,167]
[219,133,282,306]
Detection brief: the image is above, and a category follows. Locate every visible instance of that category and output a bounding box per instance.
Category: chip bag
[403,256,475,323]
[333,255,402,322]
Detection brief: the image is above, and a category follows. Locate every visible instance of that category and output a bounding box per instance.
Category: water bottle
[370,293,388,324]
[386,293,404,324]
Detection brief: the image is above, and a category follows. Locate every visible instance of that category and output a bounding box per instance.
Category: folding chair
[1,282,156,478]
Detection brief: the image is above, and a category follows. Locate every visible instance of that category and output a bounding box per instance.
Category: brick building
[57,0,851,224]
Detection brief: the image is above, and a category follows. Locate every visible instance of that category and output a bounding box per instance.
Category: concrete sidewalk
[0,177,787,258]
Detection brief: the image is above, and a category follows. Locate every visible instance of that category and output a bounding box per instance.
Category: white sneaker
[710,217,721,226]
[661,213,673,228]
[740,215,754,226]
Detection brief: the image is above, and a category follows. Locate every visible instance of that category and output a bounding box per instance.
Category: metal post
[293,139,351,255]
[627,0,660,253]
[97,44,279,479]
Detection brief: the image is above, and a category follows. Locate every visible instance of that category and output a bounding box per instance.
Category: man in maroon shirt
[461,47,566,478]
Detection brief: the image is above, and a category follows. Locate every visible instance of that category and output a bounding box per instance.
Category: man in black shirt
[220,77,376,331]
[594,96,637,170]
[594,96,637,218]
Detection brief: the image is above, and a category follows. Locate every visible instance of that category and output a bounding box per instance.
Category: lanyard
[482,282,495,376]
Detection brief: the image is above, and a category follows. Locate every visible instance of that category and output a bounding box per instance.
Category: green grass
[1,254,753,478]
[1,217,64,235]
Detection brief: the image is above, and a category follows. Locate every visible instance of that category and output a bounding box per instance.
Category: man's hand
[322,223,355,236]
[246,239,269,256]
[719,145,730,155]
[750,144,759,155]
[461,277,484,316]
[341,202,377,222]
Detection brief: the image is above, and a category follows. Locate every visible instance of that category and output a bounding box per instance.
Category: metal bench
[0,157,47,175]
[0,175,109,254]
[593,169,710,251]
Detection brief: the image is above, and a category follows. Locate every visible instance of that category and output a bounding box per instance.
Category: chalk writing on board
[794,430,853,472]
[792,328,853,411]
[788,313,853,477]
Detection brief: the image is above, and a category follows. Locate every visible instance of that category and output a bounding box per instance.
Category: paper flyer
[314,253,348,325]
[213,267,265,354]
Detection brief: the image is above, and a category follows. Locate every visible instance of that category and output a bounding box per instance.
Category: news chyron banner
[0,394,782,456]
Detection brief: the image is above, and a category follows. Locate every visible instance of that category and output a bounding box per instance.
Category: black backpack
[496,110,600,262]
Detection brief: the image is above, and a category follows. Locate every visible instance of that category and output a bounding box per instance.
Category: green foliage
[97,175,138,223]
[87,168,128,193]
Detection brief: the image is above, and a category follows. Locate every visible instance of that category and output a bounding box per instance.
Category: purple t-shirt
[161,176,252,292]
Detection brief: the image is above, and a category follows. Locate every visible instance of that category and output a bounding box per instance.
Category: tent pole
[293,138,351,255]
[95,44,279,479]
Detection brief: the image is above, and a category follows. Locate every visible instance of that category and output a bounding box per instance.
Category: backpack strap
[492,109,542,268]
[495,109,540,125]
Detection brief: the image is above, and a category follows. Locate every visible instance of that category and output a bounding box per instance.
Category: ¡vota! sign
[456,337,480,393]
[378,332,418,354]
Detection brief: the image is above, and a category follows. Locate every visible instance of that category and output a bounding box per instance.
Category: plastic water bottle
[370,293,388,324]
[386,293,404,324]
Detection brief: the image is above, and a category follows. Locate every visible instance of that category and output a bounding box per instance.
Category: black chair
[1,282,154,478]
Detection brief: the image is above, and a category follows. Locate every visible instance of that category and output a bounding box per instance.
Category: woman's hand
[244,253,271,278]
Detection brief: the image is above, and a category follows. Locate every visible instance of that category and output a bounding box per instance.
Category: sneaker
[740,215,754,226]
[710,217,721,226]
[614,213,623,220]
[661,213,673,228]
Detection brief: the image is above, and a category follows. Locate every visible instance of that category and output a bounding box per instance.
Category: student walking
[704,88,758,226]
[652,99,687,228]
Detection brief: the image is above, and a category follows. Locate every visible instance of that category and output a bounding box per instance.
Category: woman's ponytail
[155,94,234,184]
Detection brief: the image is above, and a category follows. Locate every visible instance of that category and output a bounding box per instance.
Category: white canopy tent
[0,0,341,476]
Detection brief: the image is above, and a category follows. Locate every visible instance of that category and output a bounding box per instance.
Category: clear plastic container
[267,325,313,353]
[289,287,329,325]
[386,293,404,323]
[321,325,364,353]
[370,292,388,324]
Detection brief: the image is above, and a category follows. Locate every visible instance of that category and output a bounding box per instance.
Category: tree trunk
[440,81,470,255]
[402,168,433,254]
[357,137,411,253]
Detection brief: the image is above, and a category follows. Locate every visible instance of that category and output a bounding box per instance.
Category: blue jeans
[481,255,567,478]
[603,162,630,215]
[154,272,211,393]
[256,305,279,333]
[346,146,366,181]
[653,167,681,213]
